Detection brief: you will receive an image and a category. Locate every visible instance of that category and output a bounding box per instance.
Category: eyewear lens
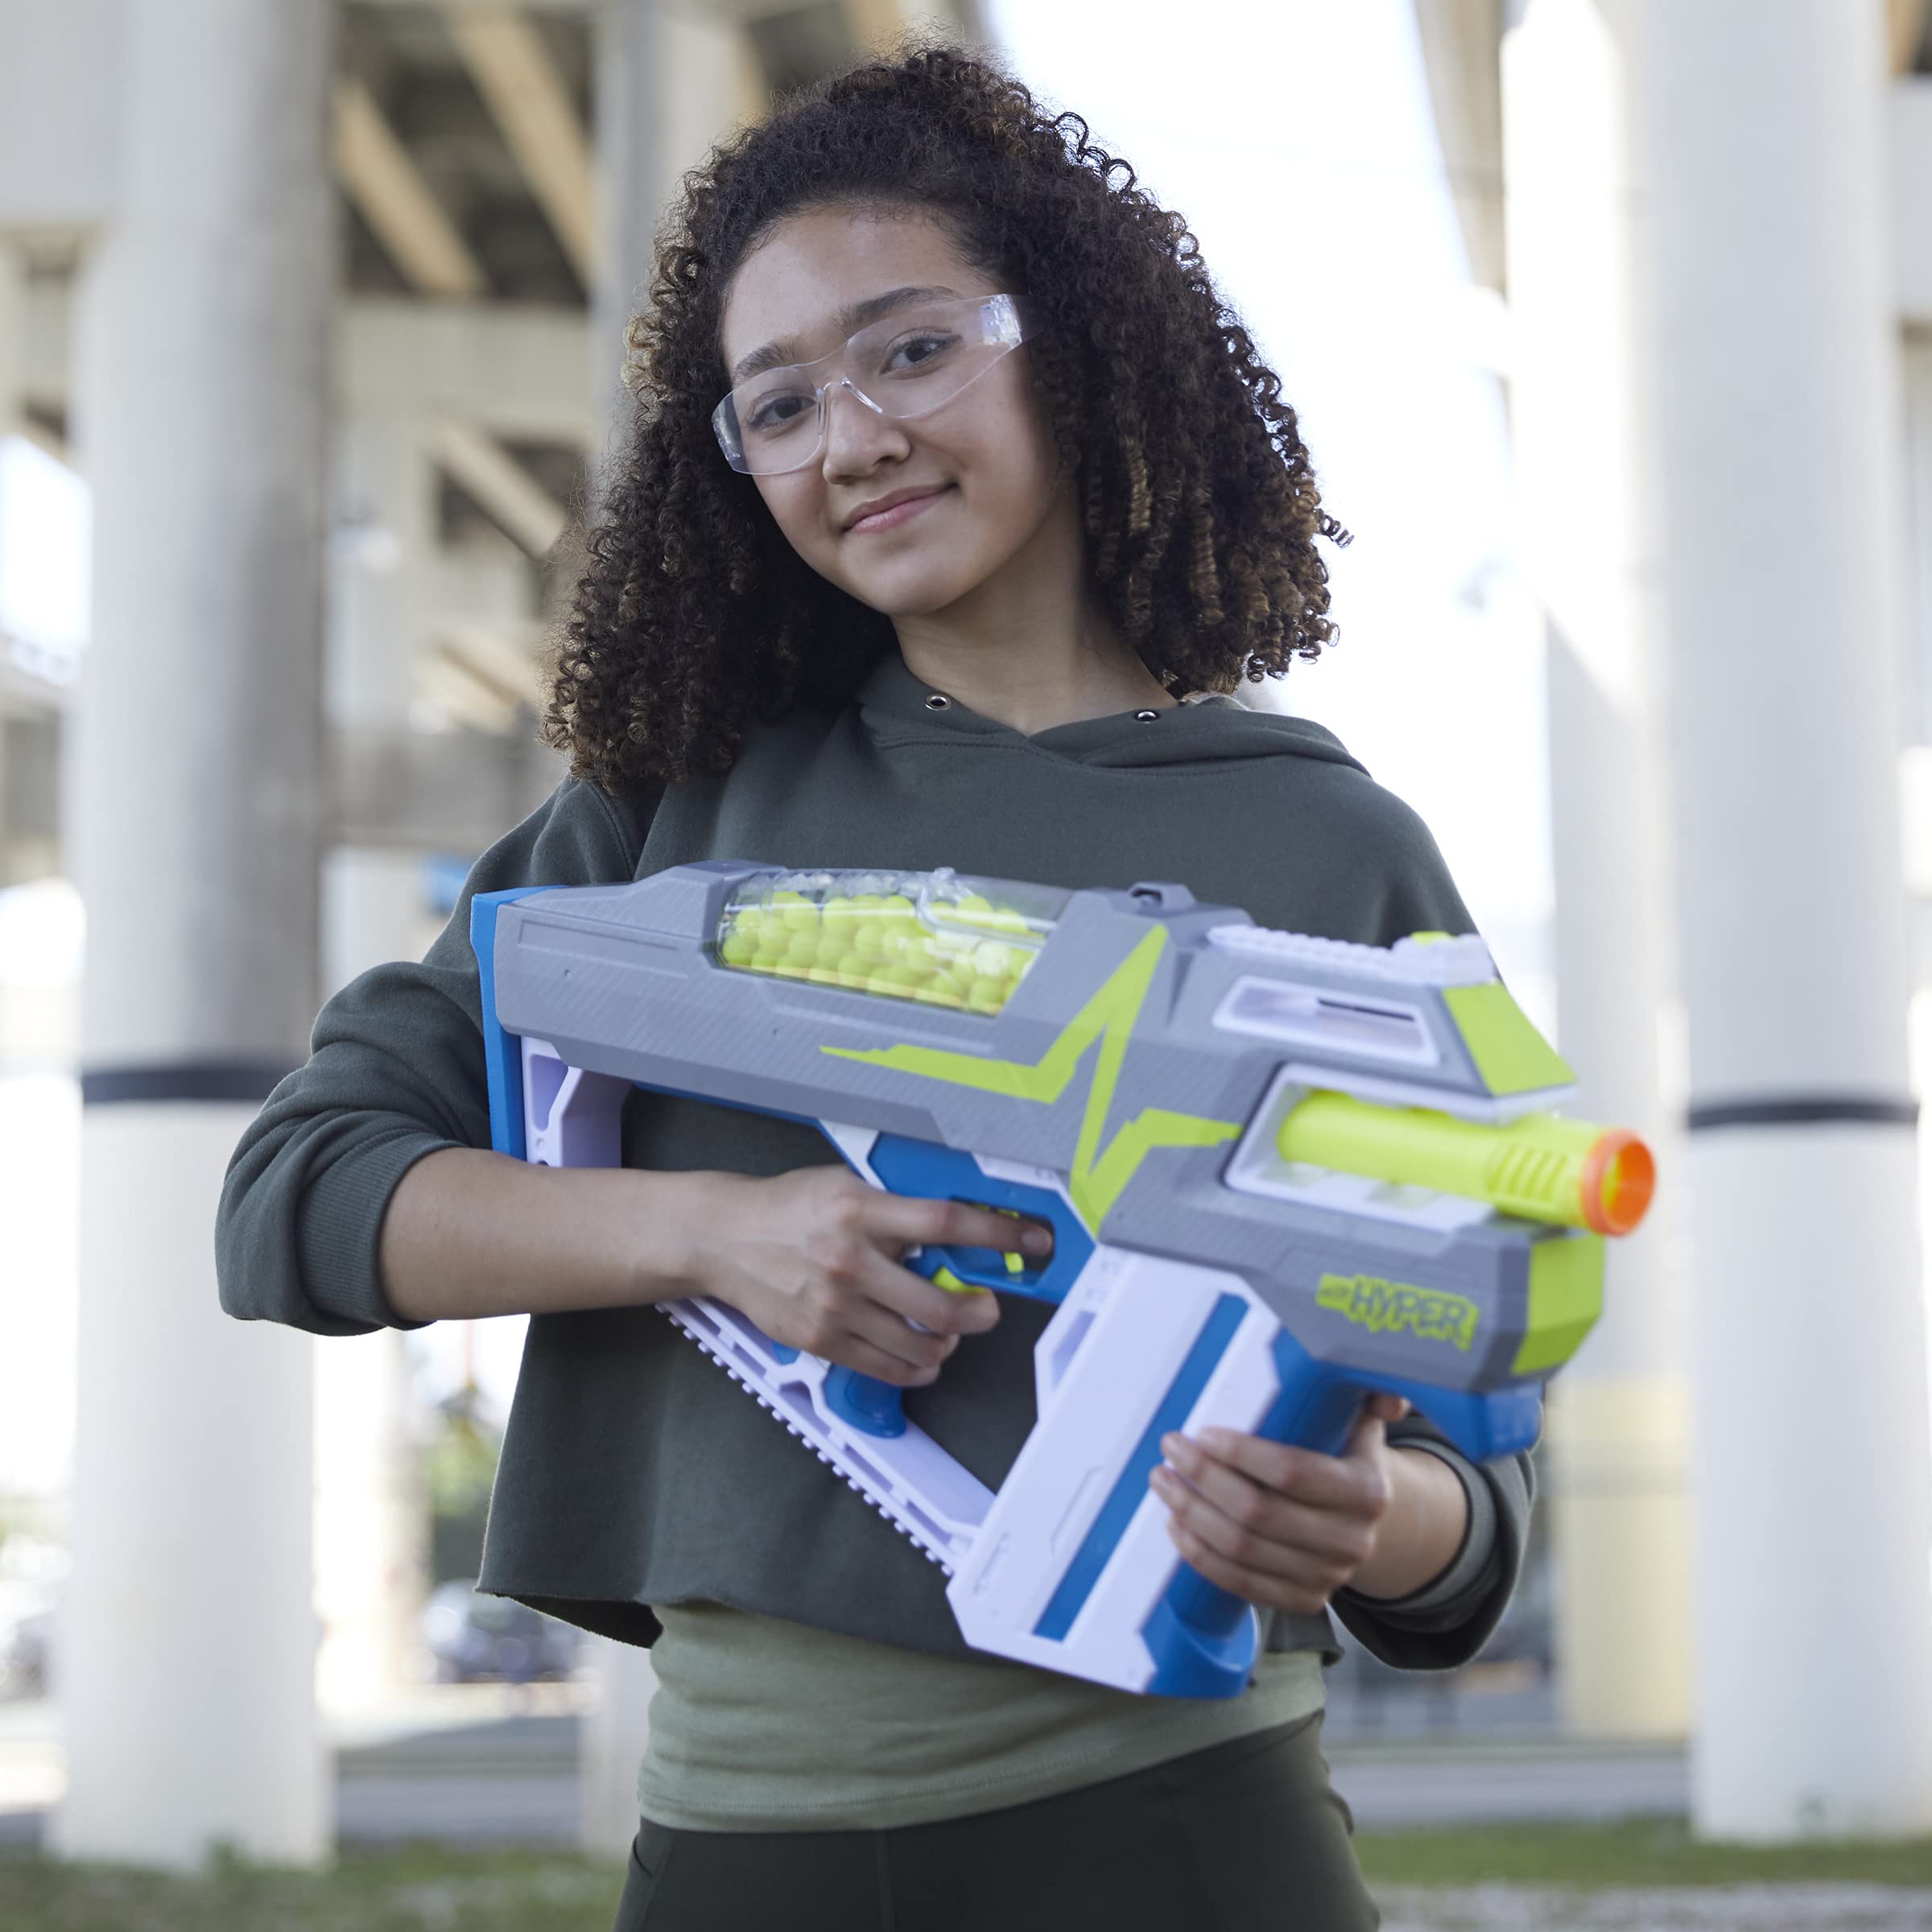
[713,295,1027,477]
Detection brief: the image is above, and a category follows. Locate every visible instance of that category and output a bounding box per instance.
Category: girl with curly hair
[219,39,1533,1932]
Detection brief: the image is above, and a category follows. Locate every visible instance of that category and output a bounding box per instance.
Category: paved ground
[1375,1886,1932,1930]
[6,1699,1929,1928]
[1331,1738,1687,1829]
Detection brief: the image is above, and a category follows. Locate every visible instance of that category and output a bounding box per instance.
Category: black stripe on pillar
[1686,1094,1920,1133]
[80,1060,299,1107]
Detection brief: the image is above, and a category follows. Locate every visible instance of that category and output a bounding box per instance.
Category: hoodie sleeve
[215,775,650,1337]
[1329,1414,1538,1670]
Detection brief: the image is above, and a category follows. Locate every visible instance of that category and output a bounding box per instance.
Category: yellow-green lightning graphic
[821,926,1241,1232]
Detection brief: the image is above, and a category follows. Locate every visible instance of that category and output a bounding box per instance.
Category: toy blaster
[471,863,1653,1699]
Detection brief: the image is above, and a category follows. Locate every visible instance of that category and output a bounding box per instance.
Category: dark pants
[612,1711,1380,1930]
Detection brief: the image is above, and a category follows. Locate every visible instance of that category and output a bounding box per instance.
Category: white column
[0,242,23,436]
[592,0,671,464]
[311,1319,427,1714]
[579,1633,660,1859]
[55,0,334,1870]
[579,2,676,1844]
[315,411,439,1713]
[590,0,750,463]
[1908,335,1932,744]
[324,413,436,989]
[0,242,22,884]
[1639,0,1932,1839]
[1499,0,1690,1740]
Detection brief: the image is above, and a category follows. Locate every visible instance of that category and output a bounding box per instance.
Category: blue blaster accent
[1141,1327,1544,1697]
[823,1365,906,1436]
[471,887,555,1161]
[865,1134,1093,1303]
[1035,1293,1250,1648]
[1246,1329,1543,1464]
[823,1134,1098,1439]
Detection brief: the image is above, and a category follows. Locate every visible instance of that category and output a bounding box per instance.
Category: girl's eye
[883,331,958,372]
[745,390,813,434]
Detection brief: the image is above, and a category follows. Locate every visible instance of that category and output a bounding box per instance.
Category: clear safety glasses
[712,293,1030,477]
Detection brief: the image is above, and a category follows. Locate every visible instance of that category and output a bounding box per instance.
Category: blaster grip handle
[1158,1335,1545,1666]
[819,1133,1093,1440]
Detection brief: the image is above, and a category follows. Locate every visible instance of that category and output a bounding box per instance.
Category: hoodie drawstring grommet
[1135,709,1159,721]
[925,693,951,710]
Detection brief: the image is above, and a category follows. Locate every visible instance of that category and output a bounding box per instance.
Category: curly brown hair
[542,39,1348,798]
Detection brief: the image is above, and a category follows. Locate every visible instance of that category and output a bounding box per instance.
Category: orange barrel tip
[1581,1129,1654,1236]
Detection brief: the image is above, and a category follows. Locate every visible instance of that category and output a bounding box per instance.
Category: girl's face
[717,204,1068,619]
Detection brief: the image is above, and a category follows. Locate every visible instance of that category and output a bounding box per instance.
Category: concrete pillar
[1499,0,1690,1740]
[1909,334,1932,741]
[579,2,679,1847]
[579,1633,660,1859]
[592,0,752,461]
[0,242,23,882]
[311,1316,427,1712]
[592,0,672,463]
[314,411,439,1713]
[1638,0,1932,1839]
[0,241,23,436]
[55,0,334,1870]
[324,411,436,988]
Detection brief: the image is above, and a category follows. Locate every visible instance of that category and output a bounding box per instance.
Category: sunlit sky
[988,0,1550,991]
[0,436,88,652]
[0,0,1554,1464]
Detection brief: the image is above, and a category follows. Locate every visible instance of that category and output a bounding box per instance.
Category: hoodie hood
[854,650,1367,775]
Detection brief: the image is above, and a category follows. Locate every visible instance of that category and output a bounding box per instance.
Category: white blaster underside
[671,1120,1286,1696]
[520,1038,1287,1695]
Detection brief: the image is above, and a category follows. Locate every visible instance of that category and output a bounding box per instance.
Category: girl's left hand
[1148,1393,1413,1616]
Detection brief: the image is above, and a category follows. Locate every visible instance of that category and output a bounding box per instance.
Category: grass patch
[0,1842,630,1930]
[1355,1817,1932,1889]
[6,1821,1932,1923]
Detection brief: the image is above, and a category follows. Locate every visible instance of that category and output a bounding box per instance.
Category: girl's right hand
[688,1167,1053,1386]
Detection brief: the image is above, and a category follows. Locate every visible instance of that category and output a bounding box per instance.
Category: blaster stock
[471,862,1653,1699]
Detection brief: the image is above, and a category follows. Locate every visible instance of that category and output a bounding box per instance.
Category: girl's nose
[820,379,909,476]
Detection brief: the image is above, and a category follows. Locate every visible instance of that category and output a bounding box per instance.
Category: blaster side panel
[946,1256,1280,1695]
[491,878,1596,1409]
[1102,1147,1548,1391]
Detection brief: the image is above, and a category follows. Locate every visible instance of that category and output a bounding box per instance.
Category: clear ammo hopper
[712,865,1070,1014]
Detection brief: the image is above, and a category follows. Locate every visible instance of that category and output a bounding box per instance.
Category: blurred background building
[0,0,1929,1873]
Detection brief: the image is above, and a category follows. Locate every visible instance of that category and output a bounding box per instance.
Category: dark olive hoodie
[217,648,1533,1690]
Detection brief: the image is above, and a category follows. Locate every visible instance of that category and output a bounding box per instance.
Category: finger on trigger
[956,1202,1051,1261]
[867,1249,998,1335]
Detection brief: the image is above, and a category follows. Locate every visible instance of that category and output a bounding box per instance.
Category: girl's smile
[842,483,952,535]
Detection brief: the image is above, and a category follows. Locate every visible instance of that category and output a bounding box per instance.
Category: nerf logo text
[1315,1273,1480,1353]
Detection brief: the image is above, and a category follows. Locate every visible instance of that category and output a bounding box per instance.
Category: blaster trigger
[823,1365,909,1439]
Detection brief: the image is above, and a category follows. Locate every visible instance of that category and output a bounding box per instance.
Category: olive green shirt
[635,1602,1327,1831]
